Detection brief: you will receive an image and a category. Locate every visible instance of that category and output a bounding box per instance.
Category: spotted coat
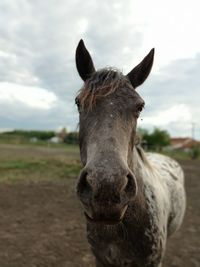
[87,150,186,267]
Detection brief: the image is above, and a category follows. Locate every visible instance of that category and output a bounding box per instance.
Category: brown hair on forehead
[76,68,133,111]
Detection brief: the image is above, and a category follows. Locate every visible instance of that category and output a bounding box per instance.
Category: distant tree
[137,128,149,140]
[3,130,55,140]
[140,127,170,151]
[191,145,200,159]
[64,132,79,144]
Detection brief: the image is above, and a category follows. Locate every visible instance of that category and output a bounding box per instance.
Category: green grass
[160,150,200,160]
[0,134,79,152]
[0,144,81,184]
[0,159,82,183]
[26,141,79,151]
[0,160,45,170]
[0,142,198,184]
[144,148,199,160]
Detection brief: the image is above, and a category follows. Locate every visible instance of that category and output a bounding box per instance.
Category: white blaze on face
[0,82,57,110]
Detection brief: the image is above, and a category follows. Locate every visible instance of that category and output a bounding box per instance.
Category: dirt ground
[0,159,199,267]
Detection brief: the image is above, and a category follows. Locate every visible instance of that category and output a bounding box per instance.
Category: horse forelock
[77,68,133,111]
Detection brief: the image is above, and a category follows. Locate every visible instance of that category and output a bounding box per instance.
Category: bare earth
[0,159,199,267]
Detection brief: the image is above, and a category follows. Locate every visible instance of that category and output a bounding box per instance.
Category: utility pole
[191,122,196,140]
[191,122,196,159]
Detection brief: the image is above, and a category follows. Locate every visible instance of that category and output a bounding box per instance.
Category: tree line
[3,130,55,140]
[0,128,171,148]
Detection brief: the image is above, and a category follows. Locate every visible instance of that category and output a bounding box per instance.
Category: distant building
[30,137,38,143]
[57,127,67,142]
[49,136,60,143]
[170,137,199,152]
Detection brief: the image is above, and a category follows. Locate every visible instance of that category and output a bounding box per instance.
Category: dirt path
[0,160,199,267]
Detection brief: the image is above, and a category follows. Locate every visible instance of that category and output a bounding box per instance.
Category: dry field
[0,144,199,267]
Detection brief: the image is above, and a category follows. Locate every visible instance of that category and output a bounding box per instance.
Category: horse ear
[127,48,155,88]
[75,39,96,81]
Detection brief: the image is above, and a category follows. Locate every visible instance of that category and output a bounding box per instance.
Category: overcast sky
[0,0,200,138]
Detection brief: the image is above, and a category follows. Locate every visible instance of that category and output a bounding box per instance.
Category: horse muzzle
[76,164,137,225]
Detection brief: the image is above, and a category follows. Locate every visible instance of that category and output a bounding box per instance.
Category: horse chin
[84,205,128,225]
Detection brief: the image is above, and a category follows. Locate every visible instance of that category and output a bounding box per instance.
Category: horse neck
[128,145,144,175]
[128,146,147,211]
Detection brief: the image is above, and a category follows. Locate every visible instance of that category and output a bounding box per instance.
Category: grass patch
[161,150,199,160]
[0,135,79,153]
[0,158,82,184]
[2,143,197,184]
[0,144,82,183]
[0,160,47,170]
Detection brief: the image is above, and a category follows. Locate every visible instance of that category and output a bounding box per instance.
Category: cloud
[138,54,200,138]
[0,0,143,132]
[0,82,57,109]
[0,0,200,138]
[141,104,192,126]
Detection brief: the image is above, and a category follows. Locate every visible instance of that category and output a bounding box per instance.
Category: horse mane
[136,145,153,171]
[76,68,132,111]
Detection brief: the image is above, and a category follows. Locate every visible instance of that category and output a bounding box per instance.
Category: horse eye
[137,104,144,113]
[75,97,80,107]
[137,106,143,113]
[136,103,145,117]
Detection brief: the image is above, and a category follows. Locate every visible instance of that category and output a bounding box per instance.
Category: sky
[0,0,200,139]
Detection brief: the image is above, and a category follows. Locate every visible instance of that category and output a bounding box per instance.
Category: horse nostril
[124,172,137,197]
[77,169,91,197]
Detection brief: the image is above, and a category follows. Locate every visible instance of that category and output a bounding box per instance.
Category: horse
[75,39,186,267]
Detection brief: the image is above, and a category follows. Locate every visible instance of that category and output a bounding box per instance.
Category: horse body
[74,40,186,267]
[87,150,185,267]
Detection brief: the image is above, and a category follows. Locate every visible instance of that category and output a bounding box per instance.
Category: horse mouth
[84,205,128,225]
